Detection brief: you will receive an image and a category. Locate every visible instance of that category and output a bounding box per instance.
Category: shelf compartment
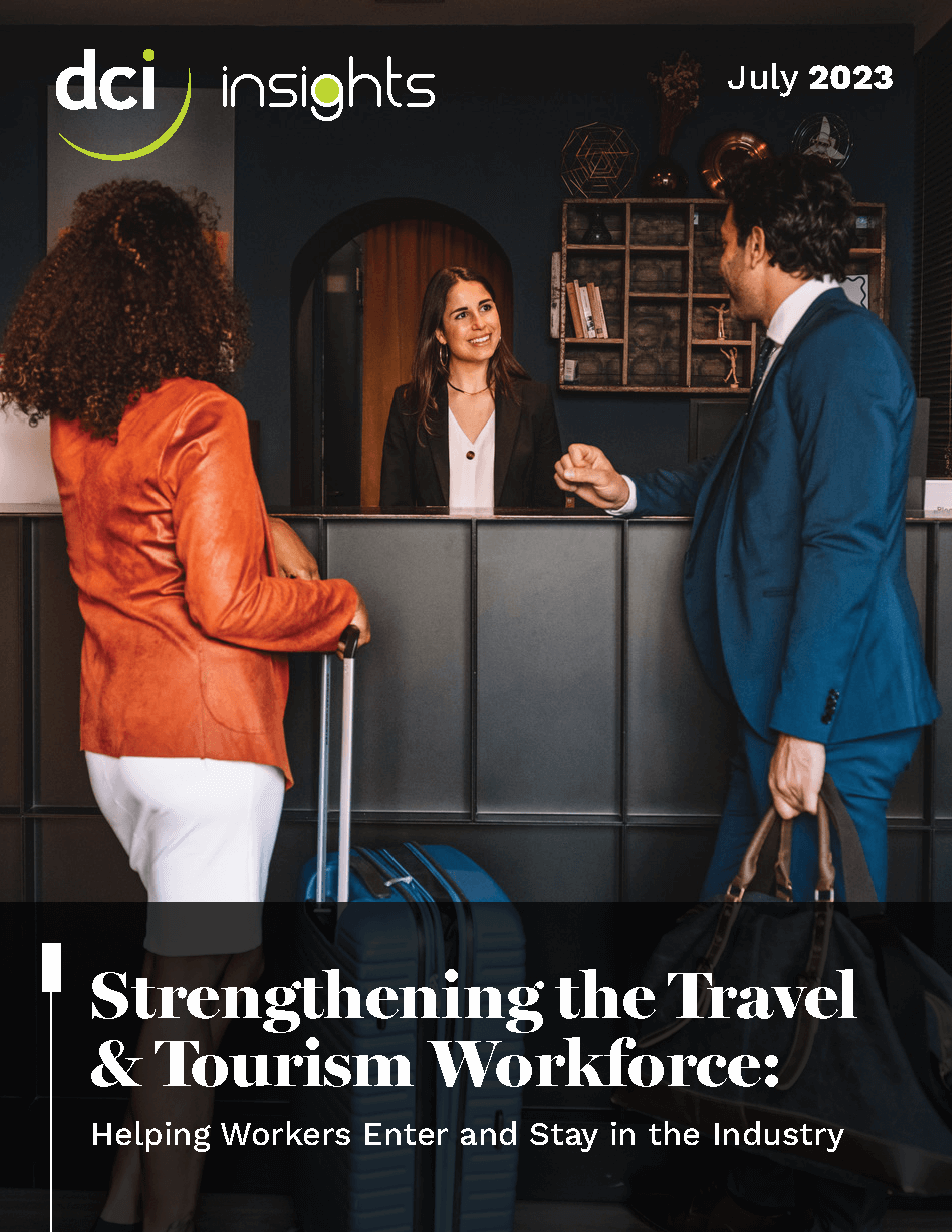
[692,343,751,390]
[853,212,883,250]
[564,201,626,246]
[628,301,688,387]
[630,203,690,246]
[691,207,724,295]
[563,341,624,387]
[565,253,625,339]
[630,251,688,295]
[691,301,749,342]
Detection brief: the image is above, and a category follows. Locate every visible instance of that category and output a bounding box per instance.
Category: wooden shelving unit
[558,198,887,394]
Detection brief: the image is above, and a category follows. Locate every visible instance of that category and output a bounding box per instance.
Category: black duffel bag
[613,776,952,1196]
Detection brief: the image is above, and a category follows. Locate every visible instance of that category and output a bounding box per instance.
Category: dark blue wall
[0,24,914,503]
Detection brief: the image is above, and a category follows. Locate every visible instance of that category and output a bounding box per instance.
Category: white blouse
[448,410,495,512]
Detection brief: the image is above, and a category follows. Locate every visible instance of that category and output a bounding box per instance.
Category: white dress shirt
[448,410,495,512]
[610,276,838,515]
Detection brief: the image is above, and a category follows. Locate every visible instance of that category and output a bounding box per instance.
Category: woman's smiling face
[436,279,501,364]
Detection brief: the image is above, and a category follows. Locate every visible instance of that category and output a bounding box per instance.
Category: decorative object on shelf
[700,130,772,197]
[643,156,689,198]
[643,51,701,197]
[792,113,852,166]
[720,346,740,388]
[705,302,730,339]
[560,121,638,199]
[581,205,613,245]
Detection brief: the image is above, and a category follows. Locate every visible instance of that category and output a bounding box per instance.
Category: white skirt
[85,752,285,956]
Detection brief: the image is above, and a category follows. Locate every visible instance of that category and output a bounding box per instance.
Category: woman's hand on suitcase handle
[769,733,825,820]
[337,594,370,659]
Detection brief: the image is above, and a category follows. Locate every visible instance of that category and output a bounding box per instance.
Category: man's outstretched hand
[555,443,630,510]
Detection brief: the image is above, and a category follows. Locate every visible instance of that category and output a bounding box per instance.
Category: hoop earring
[439,343,448,370]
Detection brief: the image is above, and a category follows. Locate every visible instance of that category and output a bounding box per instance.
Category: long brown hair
[0,179,250,438]
[407,266,528,435]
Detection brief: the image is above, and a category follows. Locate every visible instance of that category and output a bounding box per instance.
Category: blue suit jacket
[631,287,940,745]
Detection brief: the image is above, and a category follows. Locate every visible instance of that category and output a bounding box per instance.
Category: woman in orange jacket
[0,180,369,1232]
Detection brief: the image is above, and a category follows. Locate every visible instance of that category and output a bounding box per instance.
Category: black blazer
[378,379,564,509]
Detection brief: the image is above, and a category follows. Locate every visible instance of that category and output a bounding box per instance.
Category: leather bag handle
[726,794,837,903]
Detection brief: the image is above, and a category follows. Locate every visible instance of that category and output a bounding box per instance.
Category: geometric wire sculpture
[561,121,638,199]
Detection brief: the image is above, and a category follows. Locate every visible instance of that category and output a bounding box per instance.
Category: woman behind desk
[0,180,369,1232]
[379,266,564,509]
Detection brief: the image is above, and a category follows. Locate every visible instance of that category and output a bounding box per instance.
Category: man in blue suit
[557,154,939,902]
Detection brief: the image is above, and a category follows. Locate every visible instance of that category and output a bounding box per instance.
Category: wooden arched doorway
[290,200,513,507]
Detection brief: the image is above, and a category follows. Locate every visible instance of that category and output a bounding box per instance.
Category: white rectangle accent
[41,942,62,993]
[924,480,952,515]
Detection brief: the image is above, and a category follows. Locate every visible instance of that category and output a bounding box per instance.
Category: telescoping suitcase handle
[315,624,361,906]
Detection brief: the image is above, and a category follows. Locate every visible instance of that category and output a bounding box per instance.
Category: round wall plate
[700,130,772,197]
[792,113,852,167]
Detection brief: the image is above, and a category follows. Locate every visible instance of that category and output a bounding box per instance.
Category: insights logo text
[222,57,436,121]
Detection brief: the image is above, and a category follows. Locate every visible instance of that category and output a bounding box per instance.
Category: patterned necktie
[750,335,777,401]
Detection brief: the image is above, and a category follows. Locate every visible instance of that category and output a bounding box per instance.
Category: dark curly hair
[722,153,856,283]
[0,179,250,437]
[407,267,529,437]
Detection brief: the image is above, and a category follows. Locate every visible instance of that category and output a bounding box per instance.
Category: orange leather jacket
[50,378,358,787]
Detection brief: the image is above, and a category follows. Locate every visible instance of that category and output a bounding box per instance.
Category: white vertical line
[49,991,53,1232]
[41,943,61,1232]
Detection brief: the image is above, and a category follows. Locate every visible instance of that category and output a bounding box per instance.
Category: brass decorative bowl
[700,131,772,197]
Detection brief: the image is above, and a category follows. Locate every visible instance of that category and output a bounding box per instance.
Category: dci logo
[54,49,191,161]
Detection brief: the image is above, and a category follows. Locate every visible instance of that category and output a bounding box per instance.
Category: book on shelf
[550,253,561,338]
[575,281,597,337]
[588,282,608,338]
[566,280,584,338]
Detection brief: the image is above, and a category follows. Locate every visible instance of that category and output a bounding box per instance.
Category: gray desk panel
[626,521,733,816]
[281,519,323,812]
[0,520,20,808]
[887,829,927,902]
[34,815,145,902]
[325,519,471,815]
[906,524,928,629]
[932,832,952,903]
[0,819,23,900]
[476,521,621,817]
[624,823,719,901]
[33,520,95,808]
[886,525,927,820]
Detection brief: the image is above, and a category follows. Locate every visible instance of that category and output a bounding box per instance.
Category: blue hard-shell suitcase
[292,630,526,1232]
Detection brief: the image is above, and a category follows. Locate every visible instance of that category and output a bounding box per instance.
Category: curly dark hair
[722,153,856,282]
[0,179,250,437]
[407,266,529,437]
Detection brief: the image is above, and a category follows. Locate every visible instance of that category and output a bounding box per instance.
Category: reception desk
[2,507,949,902]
